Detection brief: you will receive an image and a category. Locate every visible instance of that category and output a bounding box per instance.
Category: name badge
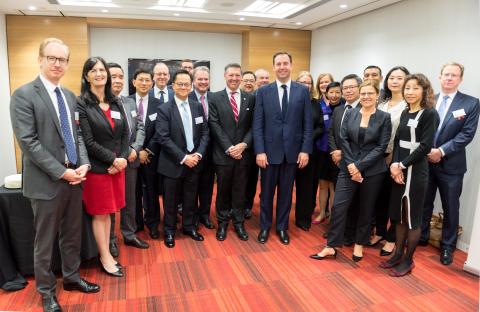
[452,109,466,118]
[131,110,137,118]
[195,116,204,124]
[323,115,329,121]
[149,113,157,121]
[407,119,418,128]
[74,112,79,121]
[111,111,121,120]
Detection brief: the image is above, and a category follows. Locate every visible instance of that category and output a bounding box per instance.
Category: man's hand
[351,172,363,183]
[229,143,247,159]
[62,169,85,185]
[75,165,89,179]
[183,154,200,168]
[347,163,359,176]
[427,148,442,163]
[256,153,268,169]
[297,152,309,169]
[139,150,150,164]
[127,149,137,163]
[331,150,342,166]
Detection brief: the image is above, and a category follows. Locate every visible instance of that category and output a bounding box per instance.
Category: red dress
[83,107,125,215]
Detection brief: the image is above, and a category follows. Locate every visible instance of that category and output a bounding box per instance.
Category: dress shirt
[154,85,170,103]
[226,87,241,112]
[276,80,291,111]
[194,89,209,117]
[135,93,149,122]
[436,91,457,156]
[174,96,202,164]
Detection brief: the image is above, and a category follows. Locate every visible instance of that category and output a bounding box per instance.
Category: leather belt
[64,162,76,169]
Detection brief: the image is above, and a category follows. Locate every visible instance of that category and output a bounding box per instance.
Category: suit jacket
[77,96,129,173]
[119,95,145,168]
[253,81,313,164]
[311,98,325,145]
[128,94,162,156]
[155,98,209,178]
[208,89,256,166]
[340,108,391,177]
[149,87,174,104]
[10,76,89,200]
[328,102,360,152]
[433,91,480,174]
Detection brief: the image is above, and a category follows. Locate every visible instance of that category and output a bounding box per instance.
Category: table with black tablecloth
[0,186,98,290]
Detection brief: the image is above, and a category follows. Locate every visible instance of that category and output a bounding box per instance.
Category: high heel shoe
[311,213,326,225]
[309,248,337,260]
[352,254,363,262]
[367,236,384,247]
[380,249,393,257]
[115,261,122,269]
[101,264,124,277]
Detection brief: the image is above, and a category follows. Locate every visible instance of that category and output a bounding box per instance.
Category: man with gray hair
[255,68,270,89]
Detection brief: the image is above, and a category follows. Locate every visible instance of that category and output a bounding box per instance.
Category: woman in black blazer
[294,71,324,230]
[78,57,129,277]
[310,80,391,262]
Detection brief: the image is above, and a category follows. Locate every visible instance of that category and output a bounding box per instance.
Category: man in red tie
[208,63,256,241]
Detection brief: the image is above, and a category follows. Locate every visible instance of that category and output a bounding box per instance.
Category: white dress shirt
[276,79,291,111]
[154,85,170,102]
[436,91,458,129]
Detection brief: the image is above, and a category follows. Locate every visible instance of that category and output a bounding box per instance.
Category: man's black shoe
[216,226,227,241]
[234,225,249,241]
[63,278,100,293]
[124,237,149,249]
[43,296,62,312]
[164,234,175,248]
[258,229,269,244]
[149,227,160,239]
[182,230,204,241]
[277,230,290,245]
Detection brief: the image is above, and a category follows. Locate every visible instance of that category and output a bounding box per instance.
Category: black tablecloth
[0,186,98,288]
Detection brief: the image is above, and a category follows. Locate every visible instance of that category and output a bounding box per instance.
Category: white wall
[89,27,242,94]
[310,0,480,251]
[0,14,17,182]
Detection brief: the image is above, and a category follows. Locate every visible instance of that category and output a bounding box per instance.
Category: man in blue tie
[421,62,480,265]
[253,52,313,245]
[10,38,99,312]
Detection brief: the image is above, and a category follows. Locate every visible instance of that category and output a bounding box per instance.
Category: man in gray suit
[108,63,149,256]
[10,38,99,312]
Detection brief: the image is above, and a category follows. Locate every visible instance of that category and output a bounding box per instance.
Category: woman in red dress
[77,57,128,277]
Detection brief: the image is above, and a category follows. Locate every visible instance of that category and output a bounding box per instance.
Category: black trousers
[295,152,318,227]
[195,157,215,223]
[162,171,199,235]
[136,162,161,231]
[327,172,384,247]
[372,171,395,242]
[245,161,259,210]
[215,161,249,227]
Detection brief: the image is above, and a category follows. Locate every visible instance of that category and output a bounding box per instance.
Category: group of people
[9,37,479,312]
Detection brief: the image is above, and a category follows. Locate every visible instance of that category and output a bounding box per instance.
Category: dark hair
[133,67,153,80]
[341,74,362,88]
[224,63,242,73]
[382,66,410,101]
[403,74,435,109]
[242,71,256,79]
[325,81,341,93]
[364,65,382,76]
[272,52,292,64]
[172,69,192,83]
[80,57,115,105]
[107,62,122,71]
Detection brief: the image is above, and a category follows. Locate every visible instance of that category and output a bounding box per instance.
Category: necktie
[434,95,450,145]
[180,102,194,152]
[341,104,352,126]
[159,90,165,104]
[200,94,208,120]
[138,97,144,122]
[230,91,239,122]
[281,84,288,119]
[54,87,77,165]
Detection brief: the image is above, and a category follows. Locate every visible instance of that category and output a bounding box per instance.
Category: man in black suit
[128,68,162,239]
[209,63,256,241]
[108,63,149,255]
[155,70,209,248]
[189,66,215,230]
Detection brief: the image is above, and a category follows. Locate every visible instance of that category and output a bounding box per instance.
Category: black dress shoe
[101,265,123,277]
[277,230,290,245]
[200,218,215,229]
[234,225,249,241]
[258,229,269,244]
[43,296,62,312]
[380,249,393,257]
[295,222,310,232]
[182,230,204,241]
[244,209,253,219]
[216,226,227,241]
[149,227,160,239]
[164,234,175,248]
[310,248,337,260]
[63,278,100,293]
[109,242,119,257]
[124,237,150,249]
[440,249,453,265]
[418,239,429,246]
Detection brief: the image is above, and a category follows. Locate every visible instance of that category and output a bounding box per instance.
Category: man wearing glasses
[154,70,209,248]
[10,38,99,312]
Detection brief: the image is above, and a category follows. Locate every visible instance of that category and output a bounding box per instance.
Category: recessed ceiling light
[173,13,180,16]
[340,4,348,9]
[295,22,302,25]
[28,5,37,10]
[239,17,245,21]
[101,9,108,12]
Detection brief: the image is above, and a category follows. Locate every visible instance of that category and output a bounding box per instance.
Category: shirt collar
[439,90,458,101]
[347,99,360,108]
[226,87,240,96]
[174,96,189,106]
[155,85,168,94]
[276,79,291,89]
[39,74,60,93]
[195,89,207,101]
[136,93,148,102]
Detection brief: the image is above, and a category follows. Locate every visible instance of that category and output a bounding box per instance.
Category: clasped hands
[427,148,442,163]
[347,163,363,183]
[228,143,247,160]
[107,158,128,175]
[183,154,202,168]
[390,162,405,185]
[63,164,90,185]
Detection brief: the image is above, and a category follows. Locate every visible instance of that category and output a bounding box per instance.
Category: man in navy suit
[155,70,209,248]
[129,68,162,239]
[421,62,480,265]
[253,52,313,245]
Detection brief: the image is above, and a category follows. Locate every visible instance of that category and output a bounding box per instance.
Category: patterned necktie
[54,87,77,165]
[159,90,165,104]
[180,102,194,152]
[200,94,208,120]
[281,84,288,119]
[230,91,238,122]
[434,95,450,146]
[138,97,144,122]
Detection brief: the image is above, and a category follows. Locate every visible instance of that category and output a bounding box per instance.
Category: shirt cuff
[439,147,445,157]
[399,162,406,169]
[194,152,203,159]
[225,145,234,155]
[180,155,187,164]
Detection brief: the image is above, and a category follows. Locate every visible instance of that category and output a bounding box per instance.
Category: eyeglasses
[360,92,376,97]
[342,85,358,91]
[44,56,69,66]
[243,79,255,83]
[175,82,192,88]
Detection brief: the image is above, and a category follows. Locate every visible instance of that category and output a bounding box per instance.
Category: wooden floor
[1,191,478,311]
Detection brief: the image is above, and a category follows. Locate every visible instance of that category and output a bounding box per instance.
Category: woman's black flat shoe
[310,248,337,260]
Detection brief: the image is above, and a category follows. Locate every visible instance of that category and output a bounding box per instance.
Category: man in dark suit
[253,52,313,245]
[151,62,174,103]
[10,38,99,312]
[128,68,162,239]
[189,66,215,230]
[209,63,256,241]
[108,63,149,256]
[421,62,480,265]
[155,69,209,248]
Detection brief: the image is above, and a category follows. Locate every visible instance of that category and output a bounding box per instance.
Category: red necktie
[200,94,208,120]
[230,91,238,122]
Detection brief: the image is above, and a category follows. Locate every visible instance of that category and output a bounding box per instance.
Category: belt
[64,162,76,169]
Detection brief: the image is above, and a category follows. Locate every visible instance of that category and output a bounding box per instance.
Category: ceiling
[0,0,403,30]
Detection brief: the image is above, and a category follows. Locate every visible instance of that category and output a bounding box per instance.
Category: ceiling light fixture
[340,4,348,9]
[28,5,37,10]
[174,13,180,16]
[239,17,245,21]
[295,22,302,25]
[57,0,119,8]
[236,0,305,19]
[101,9,108,12]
